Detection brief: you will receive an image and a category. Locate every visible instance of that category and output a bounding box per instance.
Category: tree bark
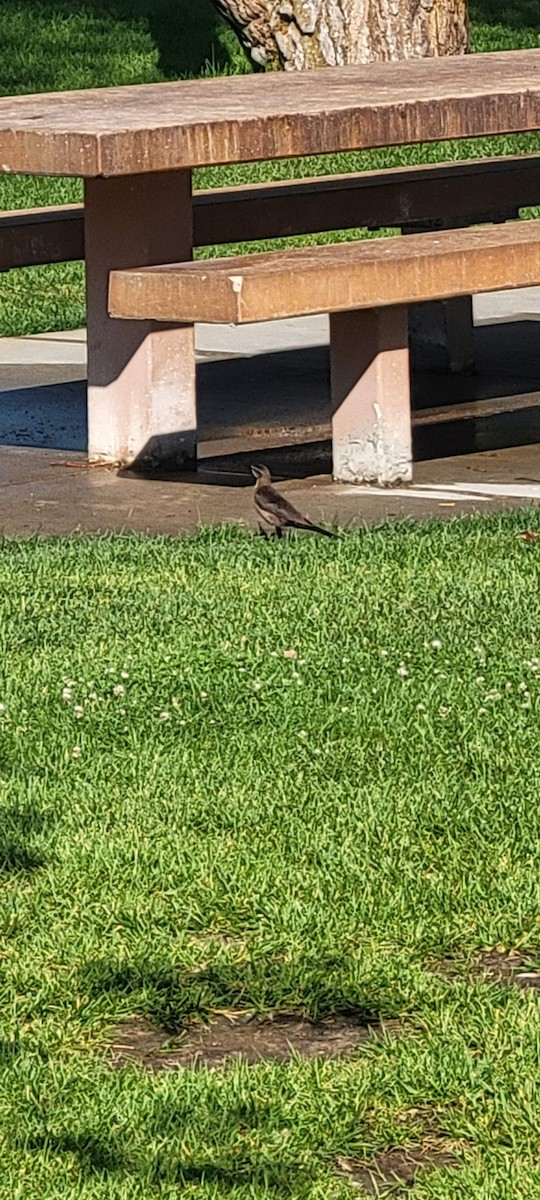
[212,0,469,71]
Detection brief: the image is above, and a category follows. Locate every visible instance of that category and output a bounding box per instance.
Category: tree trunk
[212,0,469,71]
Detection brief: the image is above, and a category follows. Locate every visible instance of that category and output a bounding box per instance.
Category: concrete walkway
[1,287,540,537]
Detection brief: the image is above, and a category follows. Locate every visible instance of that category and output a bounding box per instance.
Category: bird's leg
[274,526,283,539]
[258,524,270,538]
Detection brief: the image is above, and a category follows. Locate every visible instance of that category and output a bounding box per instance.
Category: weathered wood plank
[109,219,540,326]
[195,155,540,243]
[0,204,83,269]
[2,154,539,270]
[0,50,537,176]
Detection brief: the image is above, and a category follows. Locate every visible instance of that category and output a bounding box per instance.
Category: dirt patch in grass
[108,1011,403,1071]
[335,1139,460,1194]
[476,950,540,989]
[433,948,540,990]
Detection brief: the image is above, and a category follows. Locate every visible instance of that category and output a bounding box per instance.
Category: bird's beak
[250,464,263,480]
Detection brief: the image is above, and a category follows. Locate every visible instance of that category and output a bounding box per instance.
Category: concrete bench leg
[330,306,412,485]
[84,171,196,470]
[409,295,475,374]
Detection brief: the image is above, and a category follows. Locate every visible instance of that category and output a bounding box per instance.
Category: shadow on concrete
[2,325,540,474]
[124,441,332,486]
[0,380,87,452]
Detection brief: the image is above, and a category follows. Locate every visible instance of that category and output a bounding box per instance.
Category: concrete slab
[474,285,540,325]
[1,441,540,539]
[0,284,540,537]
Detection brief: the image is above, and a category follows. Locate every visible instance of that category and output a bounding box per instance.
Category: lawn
[2,513,540,1197]
[0,0,538,335]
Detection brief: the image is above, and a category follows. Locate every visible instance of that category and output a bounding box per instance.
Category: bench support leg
[409,296,475,374]
[84,172,196,470]
[330,306,412,485]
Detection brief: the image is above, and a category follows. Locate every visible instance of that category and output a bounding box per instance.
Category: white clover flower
[71,747,82,759]
[397,666,409,678]
[252,681,262,691]
[113,684,124,696]
[120,670,129,680]
[62,687,72,702]
[159,711,170,721]
[74,705,84,718]
[416,703,426,712]
[431,639,442,650]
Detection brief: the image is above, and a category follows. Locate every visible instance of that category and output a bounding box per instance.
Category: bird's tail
[290,520,337,538]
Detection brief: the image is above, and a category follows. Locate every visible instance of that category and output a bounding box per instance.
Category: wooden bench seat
[2,155,538,384]
[108,220,540,324]
[109,219,540,485]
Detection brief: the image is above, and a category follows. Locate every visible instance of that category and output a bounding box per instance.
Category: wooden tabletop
[0,49,538,178]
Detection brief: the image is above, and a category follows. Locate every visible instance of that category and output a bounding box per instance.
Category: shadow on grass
[83,955,401,1031]
[144,0,237,78]
[1,0,237,82]
[0,1040,20,1065]
[19,1125,310,1191]
[470,0,539,28]
[20,1131,129,1176]
[0,841,46,875]
[0,804,53,876]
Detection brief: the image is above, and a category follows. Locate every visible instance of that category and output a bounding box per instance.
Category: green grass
[0,0,538,336]
[2,513,540,1196]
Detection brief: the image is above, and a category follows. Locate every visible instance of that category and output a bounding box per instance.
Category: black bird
[251,464,337,538]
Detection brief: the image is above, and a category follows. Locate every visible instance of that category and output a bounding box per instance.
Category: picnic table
[0,48,539,478]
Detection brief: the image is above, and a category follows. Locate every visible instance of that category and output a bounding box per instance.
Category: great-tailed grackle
[251,464,337,538]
